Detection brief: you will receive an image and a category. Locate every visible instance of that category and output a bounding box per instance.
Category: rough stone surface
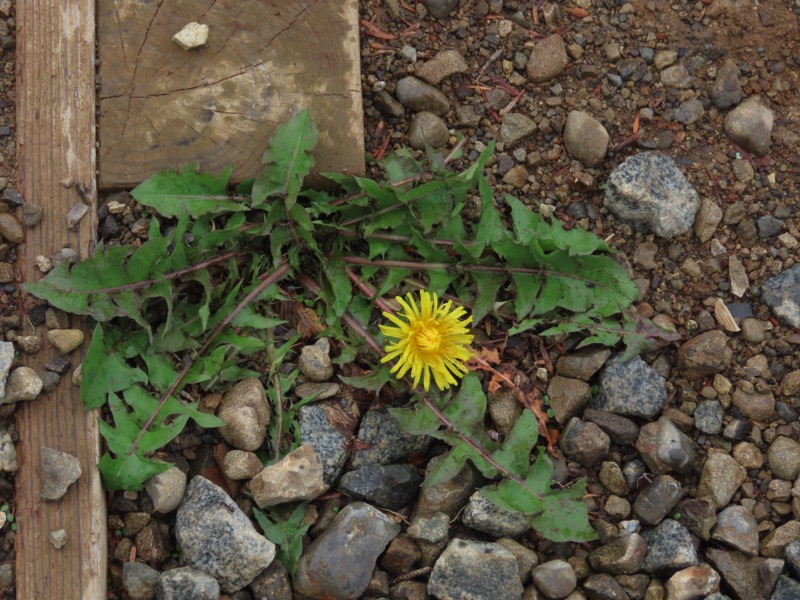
[415,49,468,85]
[298,338,334,381]
[145,466,187,514]
[711,505,759,556]
[156,566,220,599]
[0,342,14,400]
[1,366,43,403]
[655,416,695,474]
[697,452,747,508]
[49,529,67,549]
[583,573,629,600]
[694,197,724,243]
[395,76,450,115]
[416,454,479,519]
[604,152,701,238]
[559,417,610,467]
[633,474,683,525]
[642,519,698,574]
[462,490,530,538]
[762,265,800,329]
[676,330,733,380]
[172,22,209,51]
[216,378,270,451]
[664,564,721,600]
[249,443,327,508]
[556,348,610,381]
[0,213,23,244]
[526,34,568,83]
[122,562,160,600]
[591,354,666,419]
[706,547,765,600]
[293,502,400,599]
[0,426,18,473]
[563,111,609,167]
[772,575,800,600]
[500,113,537,144]
[46,329,85,354]
[299,399,354,485]
[531,559,577,599]
[175,476,276,592]
[248,560,293,600]
[408,111,449,149]
[419,0,459,19]
[40,447,82,501]
[221,450,263,480]
[352,408,431,467]
[584,409,640,446]
[731,388,775,421]
[723,96,773,156]
[338,463,422,510]
[767,436,800,481]
[547,376,592,425]
[694,400,724,435]
[709,58,744,109]
[761,521,800,559]
[428,539,524,600]
[589,534,647,575]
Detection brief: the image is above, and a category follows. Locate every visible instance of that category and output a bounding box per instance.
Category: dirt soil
[2,0,800,598]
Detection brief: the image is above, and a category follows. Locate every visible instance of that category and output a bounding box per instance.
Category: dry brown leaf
[566,7,590,17]
[714,298,741,332]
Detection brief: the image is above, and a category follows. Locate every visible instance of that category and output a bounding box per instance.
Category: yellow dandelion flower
[380,290,474,392]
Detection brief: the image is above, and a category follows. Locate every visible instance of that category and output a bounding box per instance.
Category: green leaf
[338,364,394,392]
[490,410,538,476]
[131,164,241,218]
[253,503,311,577]
[81,324,147,410]
[253,109,317,209]
[322,251,352,317]
[98,453,171,492]
[470,270,506,324]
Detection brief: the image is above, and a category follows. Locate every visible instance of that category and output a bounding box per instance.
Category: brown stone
[676,331,732,379]
[731,388,775,421]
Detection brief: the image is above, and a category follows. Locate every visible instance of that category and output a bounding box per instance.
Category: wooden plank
[97,0,364,190]
[16,1,106,598]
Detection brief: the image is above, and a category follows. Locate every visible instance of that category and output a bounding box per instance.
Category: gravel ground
[3,0,800,598]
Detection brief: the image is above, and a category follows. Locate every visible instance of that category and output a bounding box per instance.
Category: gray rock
[40,447,82,501]
[1,366,43,403]
[660,64,692,88]
[0,213,23,244]
[462,490,530,538]
[584,409,640,446]
[216,378,270,452]
[395,76,450,115]
[415,49,468,85]
[500,113,537,145]
[409,111,450,149]
[532,559,577,598]
[654,50,678,70]
[675,98,705,125]
[145,466,186,514]
[706,547,764,600]
[784,540,800,579]
[0,342,13,399]
[156,567,220,600]
[526,34,568,83]
[352,408,431,468]
[407,511,450,544]
[416,453,479,519]
[374,90,405,118]
[22,203,43,227]
[741,318,766,344]
[0,426,18,472]
[559,417,610,467]
[294,502,400,599]
[642,519,698,574]
[556,348,610,381]
[604,152,701,239]
[52,247,78,268]
[589,534,647,575]
[298,338,334,381]
[767,436,800,481]
[250,443,327,508]
[599,461,629,496]
[49,529,68,549]
[676,330,733,380]
[563,111,609,168]
[591,354,667,419]
[711,505,759,556]
[248,560,292,600]
[496,538,539,585]
[761,521,800,559]
[176,476,275,592]
[655,416,695,474]
[583,573,630,599]
[664,564,721,600]
[37,371,60,393]
[756,215,784,239]
[294,381,340,401]
[697,452,747,508]
[122,562,160,600]
[430,539,524,600]
[772,576,800,600]
[339,463,422,510]
[221,450,263,480]
[546,376,591,425]
[762,265,800,328]
[488,388,523,435]
[694,400,724,435]
[709,59,744,109]
[300,399,356,485]
[633,474,683,525]
[419,0,459,19]
[724,96,773,156]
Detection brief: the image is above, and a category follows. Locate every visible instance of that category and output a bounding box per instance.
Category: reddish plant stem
[75,249,246,295]
[345,267,395,314]
[127,260,292,457]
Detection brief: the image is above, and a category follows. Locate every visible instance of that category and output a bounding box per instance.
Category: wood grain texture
[98,0,364,189]
[16,1,106,598]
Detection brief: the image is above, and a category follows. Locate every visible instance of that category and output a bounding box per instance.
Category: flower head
[380,290,474,391]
